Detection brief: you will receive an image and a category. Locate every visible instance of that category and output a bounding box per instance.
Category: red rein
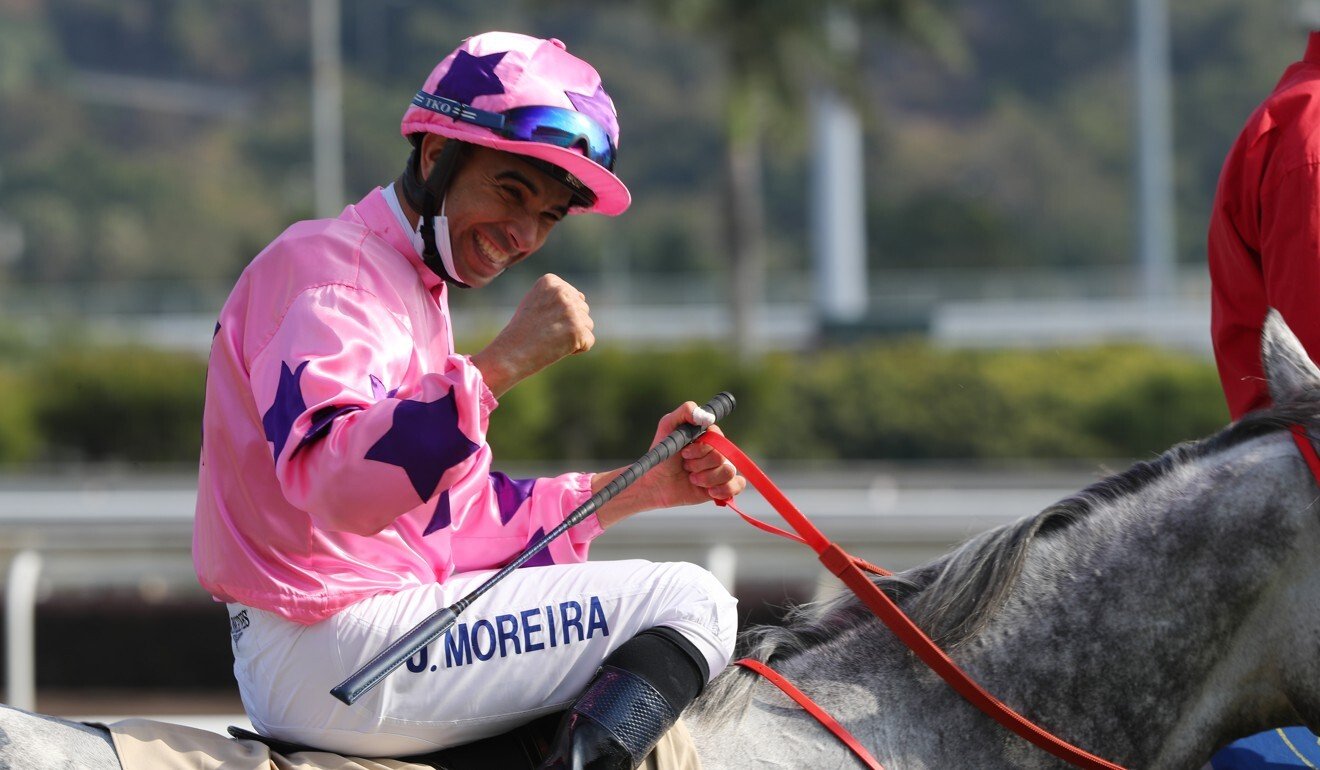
[706,427,1320,768]
[698,432,1126,770]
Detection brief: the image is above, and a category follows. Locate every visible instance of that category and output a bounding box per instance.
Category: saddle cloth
[107,717,702,770]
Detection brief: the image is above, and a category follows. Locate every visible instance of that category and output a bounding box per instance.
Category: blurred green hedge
[488,341,1231,463]
[0,339,1231,465]
[760,343,1229,461]
[32,346,206,463]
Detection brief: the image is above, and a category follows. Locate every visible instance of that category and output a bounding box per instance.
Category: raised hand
[470,273,594,397]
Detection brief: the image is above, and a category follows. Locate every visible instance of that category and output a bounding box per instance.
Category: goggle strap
[412,91,506,130]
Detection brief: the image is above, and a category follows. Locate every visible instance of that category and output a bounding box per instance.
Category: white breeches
[228,559,737,757]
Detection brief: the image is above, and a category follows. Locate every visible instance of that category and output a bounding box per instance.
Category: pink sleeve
[446,471,604,573]
[251,284,495,535]
[251,284,605,564]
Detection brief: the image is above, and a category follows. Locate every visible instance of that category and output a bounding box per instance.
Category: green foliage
[0,0,1301,290]
[487,344,783,461]
[0,369,39,464]
[0,0,1277,469]
[0,337,1233,466]
[763,343,1229,460]
[486,340,1228,463]
[32,346,206,463]
[1077,352,1229,458]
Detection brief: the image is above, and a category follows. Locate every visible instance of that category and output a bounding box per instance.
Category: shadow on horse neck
[689,322,1320,769]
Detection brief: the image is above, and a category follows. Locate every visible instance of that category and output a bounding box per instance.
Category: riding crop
[330,391,737,706]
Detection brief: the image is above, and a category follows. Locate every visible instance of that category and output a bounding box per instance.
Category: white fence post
[705,544,738,591]
[6,550,42,710]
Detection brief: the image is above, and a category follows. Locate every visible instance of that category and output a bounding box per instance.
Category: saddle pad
[108,718,425,770]
[1211,727,1320,768]
[108,717,703,770]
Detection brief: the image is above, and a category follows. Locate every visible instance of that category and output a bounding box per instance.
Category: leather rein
[701,427,1320,770]
[697,432,1120,769]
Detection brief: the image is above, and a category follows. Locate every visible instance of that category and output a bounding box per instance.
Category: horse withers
[4,309,1320,769]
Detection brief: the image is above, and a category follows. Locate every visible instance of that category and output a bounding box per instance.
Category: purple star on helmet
[435,50,507,105]
[566,84,618,142]
[520,528,556,568]
[262,361,309,460]
[491,472,537,525]
[424,491,452,535]
[365,392,480,502]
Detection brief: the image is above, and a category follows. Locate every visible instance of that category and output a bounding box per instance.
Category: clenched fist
[470,274,595,396]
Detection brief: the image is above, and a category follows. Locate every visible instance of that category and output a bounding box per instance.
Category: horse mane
[696,397,1320,718]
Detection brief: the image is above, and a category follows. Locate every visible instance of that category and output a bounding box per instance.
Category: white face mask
[428,196,508,287]
[434,196,470,287]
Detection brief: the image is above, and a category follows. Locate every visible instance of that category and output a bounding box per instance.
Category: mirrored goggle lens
[497,106,617,171]
[412,92,618,171]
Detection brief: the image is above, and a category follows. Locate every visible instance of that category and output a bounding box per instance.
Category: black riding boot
[537,627,709,770]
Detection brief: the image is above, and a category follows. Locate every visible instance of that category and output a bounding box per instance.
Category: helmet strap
[406,138,470,288]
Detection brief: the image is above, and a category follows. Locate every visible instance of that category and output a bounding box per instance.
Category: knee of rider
[657,562,738,672]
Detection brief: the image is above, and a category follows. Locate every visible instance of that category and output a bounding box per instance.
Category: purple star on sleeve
[520,528,556,568]
[364,392,480,502]
[491,472,537,525]
[262,361,309,460]
[424,491,452,535]
[435,50,507,104]
[292,404,362,458]
[566,84,618,142]
[369,374,398,401]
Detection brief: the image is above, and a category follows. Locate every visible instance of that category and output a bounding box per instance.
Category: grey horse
[4,309,1320,768]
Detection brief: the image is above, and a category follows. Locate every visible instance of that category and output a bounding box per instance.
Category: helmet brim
[401,118,631,216]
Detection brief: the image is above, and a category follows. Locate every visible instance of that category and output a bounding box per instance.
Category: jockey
[192,31,744,769]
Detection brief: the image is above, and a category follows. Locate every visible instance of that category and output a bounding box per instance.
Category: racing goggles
[411,91,617,171]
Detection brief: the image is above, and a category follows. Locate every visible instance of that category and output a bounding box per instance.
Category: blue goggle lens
[411,92,617,171]
[497,106,616,171]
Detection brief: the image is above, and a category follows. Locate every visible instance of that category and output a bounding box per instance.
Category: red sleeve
[1258,159,1320,401]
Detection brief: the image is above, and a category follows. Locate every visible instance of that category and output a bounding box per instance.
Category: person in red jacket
[1210,31,1320,421]
[1206,30,1320,770]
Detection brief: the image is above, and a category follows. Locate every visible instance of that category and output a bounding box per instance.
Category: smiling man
[192,31,743,768]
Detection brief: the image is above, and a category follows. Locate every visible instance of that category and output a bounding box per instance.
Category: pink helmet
[401,31,630,216]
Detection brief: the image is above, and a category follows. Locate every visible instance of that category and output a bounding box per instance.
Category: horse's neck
[690,434,1317,769]
[933,436,1312,766]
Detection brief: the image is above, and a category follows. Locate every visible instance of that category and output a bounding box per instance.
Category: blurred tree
[640,0,961,355]
[0,0,1304,322]
[862,0,1298,275]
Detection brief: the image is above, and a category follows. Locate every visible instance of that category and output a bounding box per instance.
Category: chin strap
[401,138,470,288]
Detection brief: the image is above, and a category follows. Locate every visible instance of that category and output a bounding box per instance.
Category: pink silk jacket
[193,187,601,624]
